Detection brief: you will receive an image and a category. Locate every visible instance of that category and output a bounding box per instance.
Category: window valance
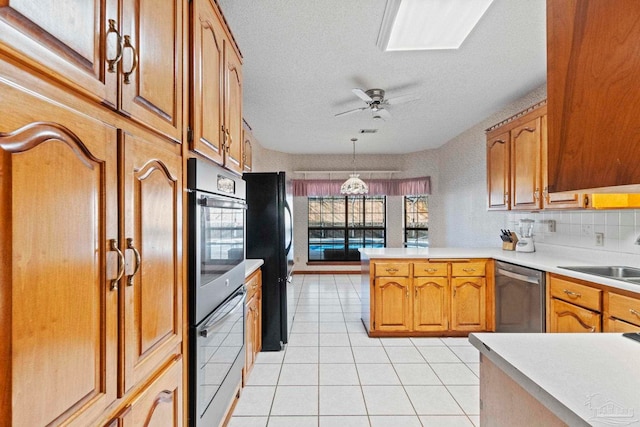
[292,176,431,197]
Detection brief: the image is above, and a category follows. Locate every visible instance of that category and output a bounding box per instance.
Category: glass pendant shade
[341,138,369,195]
[341,174,369,195]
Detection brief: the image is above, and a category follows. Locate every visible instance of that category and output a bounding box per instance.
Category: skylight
[377,0,495,51]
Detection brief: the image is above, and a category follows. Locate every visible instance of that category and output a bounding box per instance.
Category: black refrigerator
[243,172,294,351]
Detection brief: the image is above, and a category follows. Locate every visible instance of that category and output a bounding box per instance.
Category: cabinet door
[191,0,225,165]
[540,114,586,209]
[373,278,412,332]
[224,47,243,174]
[243,133,253,172]
[120,0,183,140]
[605,317,640,333]
[451,277,487,331]
[123,356,183,427]
[0,0,118,106]
[547,0,640,192]
[511,117,542,210]
[245,294,257,380]
[486,131,510,210]
[414,277,449,332]
[549,299,601,333]
[121,131,182,393]
[0,84,118,426]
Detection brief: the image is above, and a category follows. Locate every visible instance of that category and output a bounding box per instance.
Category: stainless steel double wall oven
[187,158,246,427]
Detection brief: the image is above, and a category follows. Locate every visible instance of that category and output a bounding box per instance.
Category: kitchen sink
[559,265,640,282]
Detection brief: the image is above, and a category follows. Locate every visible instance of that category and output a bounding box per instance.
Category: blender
[516,218,535,252]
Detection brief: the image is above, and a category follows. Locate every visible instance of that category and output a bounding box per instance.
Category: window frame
[307,195,386,262]
[404,195,429,248]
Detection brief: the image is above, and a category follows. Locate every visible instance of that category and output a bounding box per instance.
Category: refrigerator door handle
[284,201,293,255]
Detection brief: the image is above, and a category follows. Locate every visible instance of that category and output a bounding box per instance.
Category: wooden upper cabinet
[121,130,182,394]
[224,48,243,174]
[511,117,542,210]
[486,131,510,210]
[191,0,225,165]
[0,83,119,426]
[0,0,118,106]
[120,0,183,140]
[547,0,640,192]
[0,0,183,140]
[190,0,243,174]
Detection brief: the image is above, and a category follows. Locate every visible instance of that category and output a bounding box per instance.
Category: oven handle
[497,268,540,285]
[199,196,247,210]
[199,288,246,338]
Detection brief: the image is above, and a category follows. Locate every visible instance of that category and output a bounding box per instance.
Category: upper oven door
[191,190,247,323]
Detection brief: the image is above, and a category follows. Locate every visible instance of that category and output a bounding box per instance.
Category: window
[404,195,429,247]
[308,196,386,262]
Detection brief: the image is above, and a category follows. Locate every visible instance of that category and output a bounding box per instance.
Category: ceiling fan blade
[373,108,392,120]
[352,88,373,102]
[335,106,368,117]
[385,93,421,105]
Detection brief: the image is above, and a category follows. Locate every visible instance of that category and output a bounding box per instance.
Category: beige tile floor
[228,274,480,427]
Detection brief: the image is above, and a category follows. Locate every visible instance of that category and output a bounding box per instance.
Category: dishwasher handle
[497,268,541,285]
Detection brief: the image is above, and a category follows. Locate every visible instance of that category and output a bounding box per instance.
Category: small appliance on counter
[516,218,535,253]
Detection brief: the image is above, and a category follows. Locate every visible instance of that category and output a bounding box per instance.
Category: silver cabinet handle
[424,268,437,273]
[630,308,640,317]
[109,239,125,290]
[126,238,141,286]
[462,268,476,273]
[385,268,398,273]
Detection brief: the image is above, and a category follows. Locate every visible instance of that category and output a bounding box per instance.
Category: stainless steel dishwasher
[495,261,545,332]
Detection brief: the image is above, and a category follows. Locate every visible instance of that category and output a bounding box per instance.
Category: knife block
[502,232,518,251]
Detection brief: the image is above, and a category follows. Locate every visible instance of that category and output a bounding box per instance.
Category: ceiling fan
[335,88,420,120]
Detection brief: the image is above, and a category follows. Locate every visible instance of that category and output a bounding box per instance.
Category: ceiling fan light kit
[341,138,369,195]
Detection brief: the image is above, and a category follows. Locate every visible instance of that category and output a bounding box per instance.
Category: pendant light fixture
[340,138,369,195]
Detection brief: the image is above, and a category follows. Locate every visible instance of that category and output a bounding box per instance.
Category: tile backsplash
[506,210,640,255]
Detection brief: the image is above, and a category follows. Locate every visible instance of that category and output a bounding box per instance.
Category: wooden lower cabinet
[414,277,449,331]
[244,269,262,382]
[604,291,640,332]
[451,277,487,331]
[374,277,412,332]
[107,356,183,427]
[549,298,601,333]
[369,259,491,335]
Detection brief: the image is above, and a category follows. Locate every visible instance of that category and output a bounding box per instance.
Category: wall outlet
[581,224,593,236]
[595,232,604,246]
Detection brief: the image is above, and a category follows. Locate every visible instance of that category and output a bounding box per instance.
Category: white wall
[251,84,640,271]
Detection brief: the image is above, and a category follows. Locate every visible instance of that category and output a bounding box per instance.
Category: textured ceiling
[216,0,547,155]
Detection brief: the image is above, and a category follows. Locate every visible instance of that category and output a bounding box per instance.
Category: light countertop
[245,259,263,278]
[469,332,640,426]
[360,245,640,294]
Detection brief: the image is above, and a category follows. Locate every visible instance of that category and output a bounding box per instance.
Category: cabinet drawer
[413,263,448,277]
[451,262,486,277]
[549,276,601,311]
[374,263,410,277]
[246,269,262,301]
[608,292,640,326]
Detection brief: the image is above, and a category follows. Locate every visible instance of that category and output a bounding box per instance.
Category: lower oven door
[192,286,246,427]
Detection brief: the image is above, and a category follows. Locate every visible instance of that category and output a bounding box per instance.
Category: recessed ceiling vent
[359,129,378,134]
